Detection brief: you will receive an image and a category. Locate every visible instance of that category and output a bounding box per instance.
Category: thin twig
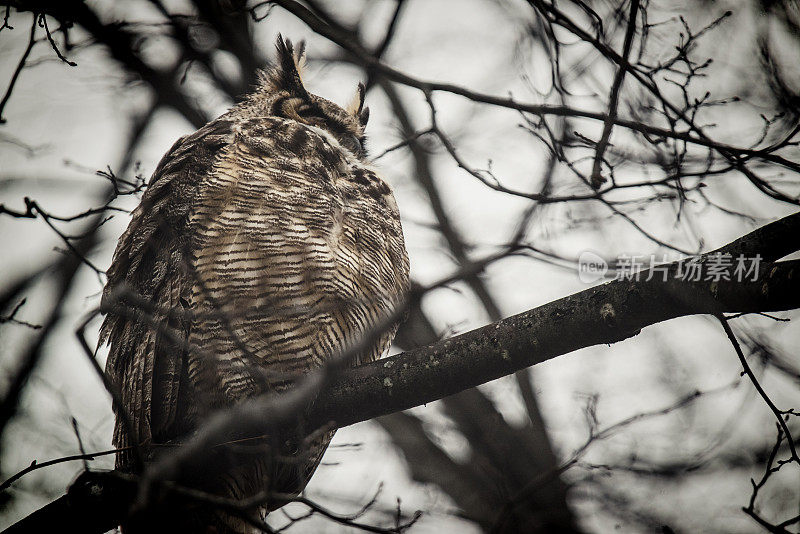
[0,447,126,493]
[0,12,36,124]
[716,314,799,463]
[590,0,640,188]
[40,14,77,66]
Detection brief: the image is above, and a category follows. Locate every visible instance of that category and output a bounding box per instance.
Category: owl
[100,37,409,532]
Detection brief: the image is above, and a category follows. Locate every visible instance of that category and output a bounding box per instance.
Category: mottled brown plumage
[100,37,409,532]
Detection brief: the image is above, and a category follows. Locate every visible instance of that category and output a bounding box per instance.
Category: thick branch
[309,230,800,430]
[4,213,800,534]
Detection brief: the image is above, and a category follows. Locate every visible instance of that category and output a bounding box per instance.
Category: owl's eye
[340,134,363,156]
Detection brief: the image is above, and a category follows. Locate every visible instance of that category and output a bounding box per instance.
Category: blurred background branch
[1,1,799,533]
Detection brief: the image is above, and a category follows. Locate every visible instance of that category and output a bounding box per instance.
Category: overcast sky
[1,1,799,532]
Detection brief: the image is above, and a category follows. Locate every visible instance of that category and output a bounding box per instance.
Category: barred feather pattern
[100,37,409,534]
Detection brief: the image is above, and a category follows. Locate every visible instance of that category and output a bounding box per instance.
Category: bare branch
[590,0,640,188]
[0,12,36,124]
[716,315,798,463]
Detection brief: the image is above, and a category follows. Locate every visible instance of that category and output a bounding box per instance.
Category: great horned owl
[100,37,409,532]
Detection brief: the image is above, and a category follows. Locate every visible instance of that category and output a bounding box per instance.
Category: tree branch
[310,215,800,431]
[3,212,800,534]
[268,0,799,173]
[590,0,640,188]
[0,12,35,124]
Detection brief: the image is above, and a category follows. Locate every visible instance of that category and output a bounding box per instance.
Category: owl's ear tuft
[358,106,370,127]
[346,82,366,116]
[346,83,369,127]
[264,34,309,99]
[292,39,307,75]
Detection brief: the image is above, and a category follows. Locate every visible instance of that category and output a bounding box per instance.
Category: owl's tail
[117,431,335,533]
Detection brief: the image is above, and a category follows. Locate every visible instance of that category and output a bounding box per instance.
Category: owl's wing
[100,117,234,468]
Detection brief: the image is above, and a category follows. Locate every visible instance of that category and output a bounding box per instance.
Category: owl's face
[252,36,370,160]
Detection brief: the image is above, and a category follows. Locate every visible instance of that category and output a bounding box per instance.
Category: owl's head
[254,35,370,159]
